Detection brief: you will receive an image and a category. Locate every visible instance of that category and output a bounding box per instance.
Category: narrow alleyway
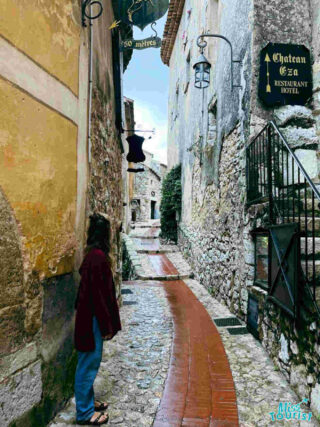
[51,224,319,427]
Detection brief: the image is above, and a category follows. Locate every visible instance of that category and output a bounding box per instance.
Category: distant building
[130,151,167,223]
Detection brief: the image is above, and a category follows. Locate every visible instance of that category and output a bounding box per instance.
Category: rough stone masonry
[161,0,320,418]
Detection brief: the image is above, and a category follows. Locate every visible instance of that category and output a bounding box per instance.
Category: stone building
[121,98,167,226]
[130,150,167,223]
[0,1,131,425]
[161,0,320,416]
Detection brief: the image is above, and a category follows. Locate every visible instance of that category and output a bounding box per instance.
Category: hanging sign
[113,0,169,30]
[120,36,162,51]
[126,134,146,163]
[259,43,312,107]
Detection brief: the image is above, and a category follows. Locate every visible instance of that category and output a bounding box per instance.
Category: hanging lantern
[193,52,211,89]
[126,134,146,163]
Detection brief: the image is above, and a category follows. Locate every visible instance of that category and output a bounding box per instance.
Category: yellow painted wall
[0,79,77,278]
[0,0,80,95]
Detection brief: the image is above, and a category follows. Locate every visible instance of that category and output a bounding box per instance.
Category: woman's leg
[90,316,103,406]
[75,317,103,421]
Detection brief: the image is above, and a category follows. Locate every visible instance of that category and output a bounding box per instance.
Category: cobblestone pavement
[136,238,319,426]
[139,253,158,276]
[50,285,173,427]
[51,226,319,426]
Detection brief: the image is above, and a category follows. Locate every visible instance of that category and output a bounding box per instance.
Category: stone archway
[0,186,25,355]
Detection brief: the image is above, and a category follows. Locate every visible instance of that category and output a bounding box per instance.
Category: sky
[123,15,169,165]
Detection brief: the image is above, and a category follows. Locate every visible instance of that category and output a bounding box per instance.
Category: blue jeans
[75,316,103,421]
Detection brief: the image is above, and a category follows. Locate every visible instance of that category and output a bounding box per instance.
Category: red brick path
[123,254,239,427]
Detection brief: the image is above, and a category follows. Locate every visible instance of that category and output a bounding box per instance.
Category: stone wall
[178,125,250,315]
[121,234,145,280]
[0,1,84,425]
[87,1,126,302]
[164,0,320,417]
[0,1,128,425]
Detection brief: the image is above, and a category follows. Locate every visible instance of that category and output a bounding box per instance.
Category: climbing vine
[160,164,182,243]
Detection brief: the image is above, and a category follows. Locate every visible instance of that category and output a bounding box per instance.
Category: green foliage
[160,164,182,243]
[122,240,132,281]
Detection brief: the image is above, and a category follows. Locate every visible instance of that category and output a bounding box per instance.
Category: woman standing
[74,214,121,425]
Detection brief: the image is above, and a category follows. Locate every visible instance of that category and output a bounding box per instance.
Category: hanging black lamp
[126,134,146,163]
[194,34,242,91]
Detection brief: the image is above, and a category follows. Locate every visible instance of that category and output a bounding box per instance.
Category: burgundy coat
[74,248,121,352]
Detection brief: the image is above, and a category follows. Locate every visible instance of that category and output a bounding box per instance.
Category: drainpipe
[88,9,93,164]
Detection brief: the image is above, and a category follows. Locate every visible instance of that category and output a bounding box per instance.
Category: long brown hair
[86,214,112,263]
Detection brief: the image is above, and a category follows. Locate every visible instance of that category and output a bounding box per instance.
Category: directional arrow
[265,53,271,93]
[109,20,121,29]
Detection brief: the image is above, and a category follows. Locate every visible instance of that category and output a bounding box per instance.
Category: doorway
[151,201,156,219]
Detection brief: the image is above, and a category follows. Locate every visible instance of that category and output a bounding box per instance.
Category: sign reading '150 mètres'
[259,43,312,107]
[120,36,162,51]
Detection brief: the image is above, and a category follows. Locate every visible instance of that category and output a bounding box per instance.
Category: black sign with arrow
[259,43,312,107]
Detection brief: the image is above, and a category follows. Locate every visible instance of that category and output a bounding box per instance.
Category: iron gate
[246,121,320,317]
[268,223,299,318]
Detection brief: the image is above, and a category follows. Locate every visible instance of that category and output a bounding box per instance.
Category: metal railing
[246,121,320,314]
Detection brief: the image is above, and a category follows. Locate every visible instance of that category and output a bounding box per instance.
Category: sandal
[94,400,109,411]
[77,412,109,425]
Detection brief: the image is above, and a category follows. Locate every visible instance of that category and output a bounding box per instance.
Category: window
[254,233,269,290]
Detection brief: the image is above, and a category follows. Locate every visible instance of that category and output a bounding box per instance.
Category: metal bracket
[197,33,242,91]
[151,22,158,38]
[122,128,155,133]
[82,0,103,27]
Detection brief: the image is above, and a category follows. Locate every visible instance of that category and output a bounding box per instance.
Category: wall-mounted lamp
[194,34,242,91]
[193,53,211,89]
[82,0,103,27]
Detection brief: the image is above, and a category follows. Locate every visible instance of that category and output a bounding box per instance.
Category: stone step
[301,260,320,278]
[131,224,161,229]
[136,248,179,254]
[275,198,320,214]
[294,186,320,199]
[288,217,320,232]
[316,287,320,307]
[137,273,192,281]
[300,237,320,255]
